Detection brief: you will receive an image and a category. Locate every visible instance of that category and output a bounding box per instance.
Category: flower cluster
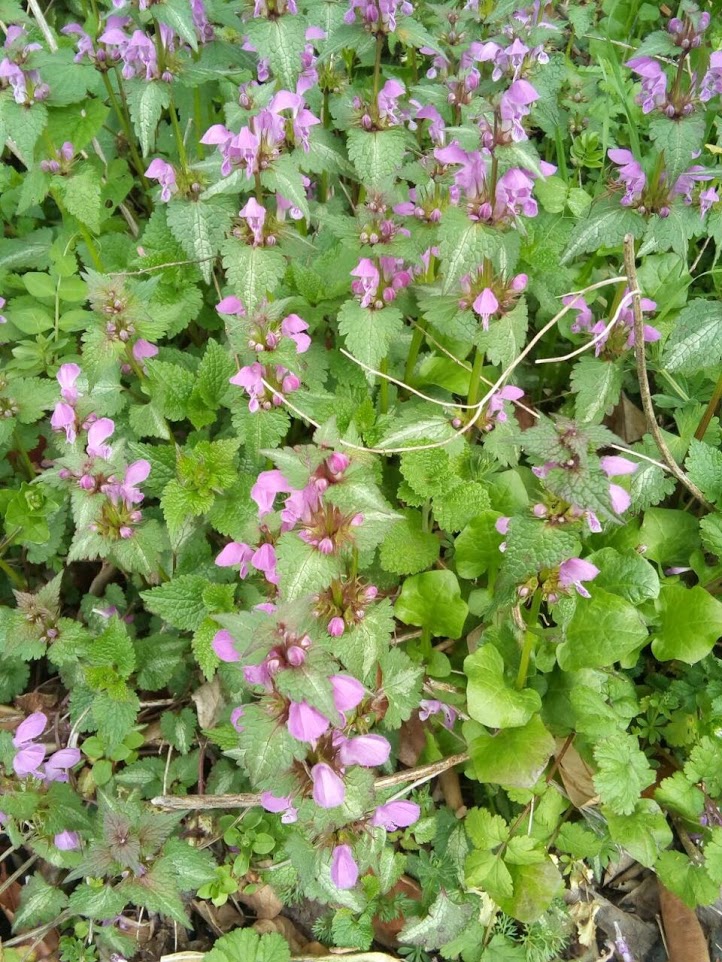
[96,22,180,82]
[562,286,660,357]
[201,90,319,177]
[608,148,718,217]
[12,712,81,782]
[350,257,413,308]
[0,26,49,103]
[40,142,75,175]
[344,0,413,35]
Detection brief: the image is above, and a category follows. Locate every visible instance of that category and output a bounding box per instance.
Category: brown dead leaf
[237,883,283,920]
[660,885,710,962]
[14,692,58,716]
[555,740,598,809]
[254,916,312,953]
[605,393,647,444]
[397,713,426,767]
[568,898,598,948]
[191,675,224,730]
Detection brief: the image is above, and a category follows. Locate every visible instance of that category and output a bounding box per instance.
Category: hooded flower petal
[212,629,239,662]
[330,674,365,712]
[287,701,330,742]
[13,712,47,746]
[338,734,391,767]
[330,844,358,889]
[371,800,421,830]
[311,762,345,808]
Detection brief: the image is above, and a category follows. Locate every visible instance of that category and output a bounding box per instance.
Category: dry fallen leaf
[555,740,598,809]
[660,885,710,962]
[237,882,283,920]
[191,675,224,729]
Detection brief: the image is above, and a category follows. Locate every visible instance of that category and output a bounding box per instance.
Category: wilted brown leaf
[660,885,710,962]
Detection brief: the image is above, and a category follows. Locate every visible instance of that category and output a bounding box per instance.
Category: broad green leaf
[664,299,722,374]
[605,799,672,868]
[652,583,722,664]
[561,201,645,264]
[454,511,504,578]
[168,199,234,284]
[588,547,660,605]
[557,589,648,670]
[464,715,555,788]
[593,734,654,816]
[465,645,541,729]
[685,439,722,504]
[346,128,409,187]
[649,114,705,181]
[395,569,469,639]
[439,209,501,294]
[221,242,286,312]
[571,356,624,424]
[126,80,171,156]
[639,507,700,565]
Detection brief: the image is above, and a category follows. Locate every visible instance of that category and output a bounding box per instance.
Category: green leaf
[465,645,541,728]
[126,80,171,156]
[649,114,705,181]
[593,735,655,815]
[655,851,719,908]
[651,583,722,664]
[254,17,307,90]
[261,154,311,220]
[59,169,102,232]
[664,299,722,374]
[379,648,424,728]
[399,893,474,951]
[275,531,344,601]
[145,359,196,421]
[92,687,140,749]
[464,715,555,788]
[637,203,701,257]
[346,128,409,187]
[0,100,47,166]
[478,297,528,368]
[395,569,468,639]
[454,511,504,578]
[703,827,722,885]
[639,507,700,565]
[685,439,722,504]
[338,300,404,372]
[68,883,127,921]
[605,799,672,867]
[571,356,624,424]
[168,200,234,285]
[561,201,645,264]
[588,547,660,605]
[379,509,439,575]
[494,859,563,925]
[13,874,69,931]
[439,209,501,294]
[153,0,198,50]
[221,242,286,313]
[700,513,722,558]
[433,481,491,533]
[655,772,705,821]
[557,589,648,670]
[141,575,210,631]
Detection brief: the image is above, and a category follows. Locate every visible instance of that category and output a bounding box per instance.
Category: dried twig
[622,235,713,511]
[150,751,470,810]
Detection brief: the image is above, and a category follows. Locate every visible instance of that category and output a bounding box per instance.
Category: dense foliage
[2,0,722,958]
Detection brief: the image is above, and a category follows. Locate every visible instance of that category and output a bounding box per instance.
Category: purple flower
[377,78,405,126]
[132,339,158,364]
[230,706,245,731]
[371,800,420,830]
[0,296,6,324]
[472,288,499,330]
[261,792,298,823]
[251,543,278,584]
[418,699,457,729]
[499,79,539,141]
[350,258,381,309]
[287,702,329,742]
[626,57,667,113]
[51,402,77,443]
[330,675,365,712]
[239,197,267,246]
[311,762,345,808]
[212,629,239,663]
[674,166,714,206]
[487,385,524,423]
[86,418,114,459]
[215,541,254,577]
[54,830,81,850]
[608,149,646,206]
[251,470,292,515]
[700,187,719,217]
[12,712,47,777]
[701,51,722,102]
[44,748,81,783]
[216,295,245,315]
[338,734,391,767]
[328,616,345,637]
[562,293,594,332]
[600,456,637,477]
[558,558,600,599]
[145,158,177,202]
[57,363,81,402]
[280,314,311,353]
[330,844,358,889]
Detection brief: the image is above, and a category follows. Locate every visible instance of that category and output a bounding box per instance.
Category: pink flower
[330,675,365,712]
[212,629,239,662]
[261,792,298,823]
[44,747,81,783]
[230,706,245,731]
[57,363,81,402]
[54,830,81,850]
[287,702,329,742]
[12,712,47,777]
[331,844,358,889]
[558,558,599,599]
[215,541,254,578]
[419,699,457,729]
[86,418,114,459]
[239,197,267,245]
[472,288,499,330]
[371,800,420,830]
[216,295,246,315]
[132,339,158,363]
[145,158,177,202]
[51,402,77,443]
[487,385,524,423]
[338,734,390,767]
[600,456,637,477]
[311,763,345,807]
[280,314,311,353]
[251,470,291,515]
[251,543,278,584]
[328,616,345,637]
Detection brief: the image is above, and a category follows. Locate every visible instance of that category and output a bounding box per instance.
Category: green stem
[467,347,485,407]
[373,33,384,101]
[254,172,264,204]
[378,357,389,414]
[0,556,26,589]
[404,318,427,386]
[420,625,432,659]
[168,93,189,172]
[102,72,149,189]
[554,126,568,182]
[194,86,205,158]
[77,223,104,271]
[694,370,722,441]
[13,431,36,480]
[516,591,542,690]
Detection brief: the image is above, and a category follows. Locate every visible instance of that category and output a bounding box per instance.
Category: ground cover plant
[2,0,722,958]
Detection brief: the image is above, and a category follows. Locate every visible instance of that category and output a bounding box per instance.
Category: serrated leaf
[13,874,69,931]
[593,735,655,815]
[571,356,624,424]
[347,128,409,187]
[439,209,501,293]
[126,80,171,156]
[561,202,645,264]
[663,299,722,373]
[221,241,286,312]
[141,575,210,631]
[153,0,198,51]
[379,508,439,575]
[379,648,424,728]
[275,531,344,601]
[684,439,722,504]
[167,199,233,284]
[59,169,102,232]
[649,114,704,181]
[338,300,404,372]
